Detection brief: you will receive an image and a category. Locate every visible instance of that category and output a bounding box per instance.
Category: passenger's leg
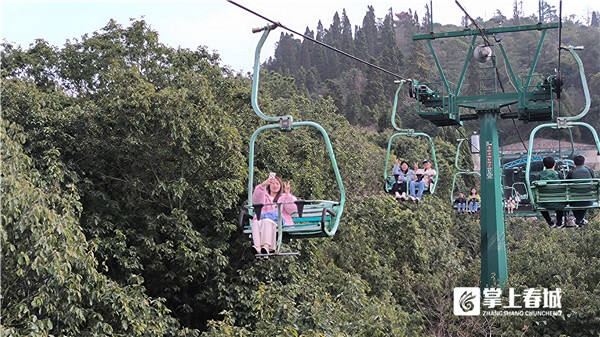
[409,181,416,197]
[555,210,564,227]
[540,211,553,226]
[250,220,262,253]
[416,181,425,199]
[573,210,587,224]
[399,182,407,194]
[260,219,277,252]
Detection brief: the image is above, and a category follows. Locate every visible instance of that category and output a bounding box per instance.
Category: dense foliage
[2,6,599,336]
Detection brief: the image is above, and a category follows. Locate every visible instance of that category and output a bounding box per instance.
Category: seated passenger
[391,159,414,200]
[453,192,467,214]
[409,159,436,202]
[506,196,516,214]
[251,173,297,255]
[467,188,480,213]
[538,156,566,228]
[566,155,595,227]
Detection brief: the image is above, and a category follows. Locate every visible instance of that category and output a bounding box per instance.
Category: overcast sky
[2,0,598,73]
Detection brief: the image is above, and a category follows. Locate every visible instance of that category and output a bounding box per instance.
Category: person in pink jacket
[251,173,297,254]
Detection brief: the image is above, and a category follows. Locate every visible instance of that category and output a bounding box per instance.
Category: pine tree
[328,12,343,47]
[324,13,342,78]
[361,6,378,57]
[408,40,430,82]
[379,9,403,72]
[423,4,431,32]
[512,0,520,25]
[341,9,355,55]
[313,20,328,76]
[344,93,363,124]
[361,57,385,126]
[379,9,403,97]
[271,33,299,73]
[592,11,599,27]
[354,26,368,70]
[299,27,314,69]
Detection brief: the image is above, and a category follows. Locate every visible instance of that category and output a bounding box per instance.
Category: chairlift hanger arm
[251,27,293,124]
[390,80,407,131]
[558,46,590,121]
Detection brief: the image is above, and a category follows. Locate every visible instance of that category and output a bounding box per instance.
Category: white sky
[1,0,598,73]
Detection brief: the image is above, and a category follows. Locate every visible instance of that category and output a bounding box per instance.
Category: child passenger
[453,192,467,214]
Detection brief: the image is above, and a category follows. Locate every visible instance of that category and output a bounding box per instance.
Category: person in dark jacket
[567,155,595,226]
[453,192,467,214]
[539,156,565,228]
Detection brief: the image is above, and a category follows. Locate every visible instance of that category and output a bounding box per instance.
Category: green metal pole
[479,110,508,288]
[456,35,477,96]
[525,29,547,88]
[427,40,452,95]
[498,42,521,92]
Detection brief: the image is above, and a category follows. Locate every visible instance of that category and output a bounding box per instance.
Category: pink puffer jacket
[252,184,298,225]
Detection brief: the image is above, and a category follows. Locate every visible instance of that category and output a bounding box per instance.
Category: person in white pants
[250,173,297,254]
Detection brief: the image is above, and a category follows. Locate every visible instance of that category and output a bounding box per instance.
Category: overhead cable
[227,0,407,80]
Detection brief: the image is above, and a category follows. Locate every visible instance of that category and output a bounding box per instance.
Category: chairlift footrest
[255,251,300,258]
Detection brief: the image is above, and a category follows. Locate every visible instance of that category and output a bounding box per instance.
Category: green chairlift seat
[531,179,600,211]
[384,81,439,195]
[450,138,480,208]
[240,200,337,239]
[525,47,600,213]
[239,25,346,257]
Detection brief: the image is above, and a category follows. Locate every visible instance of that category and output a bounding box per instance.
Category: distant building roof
[502,138,597,154]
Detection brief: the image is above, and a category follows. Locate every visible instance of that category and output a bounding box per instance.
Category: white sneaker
[401,192,407,200]
[409,196,416,201]
[395,192,401,199]
[564,218,577,228]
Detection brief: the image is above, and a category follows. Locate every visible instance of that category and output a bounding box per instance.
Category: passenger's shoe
[395,192,401,199]
[577,219,589,227]
[261,248,268,254]
[401,192,407,200]
[409,196,416,201]
[549,221,557,228]
[564,219,578,228]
